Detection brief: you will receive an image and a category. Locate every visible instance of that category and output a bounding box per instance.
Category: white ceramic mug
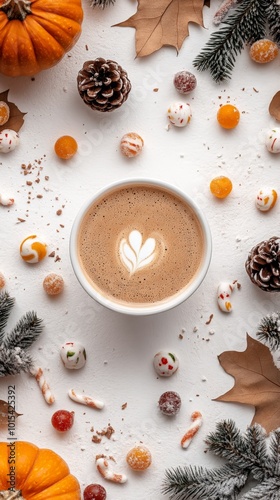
[69,178,212,315]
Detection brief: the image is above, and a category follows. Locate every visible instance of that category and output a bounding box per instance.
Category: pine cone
[77,58,131,112]
[245,236,280,291]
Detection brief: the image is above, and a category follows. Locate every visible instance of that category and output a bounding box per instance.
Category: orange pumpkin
[0,441,81,499]
[0,0,83,77]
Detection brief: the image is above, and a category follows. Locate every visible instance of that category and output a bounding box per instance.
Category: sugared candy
[217,104,240,129]
[54,135,78,159]
[0,129,19,153]
[0,101,10,125]
[153,351,179,377]
[120,132,144,157]
[83,484,107,500]
[126,445,152,471]
[173,71,197,94]
[167,102,192,127]
[60,341,86,370]
[265,128,280,153]
[51,409,74,432]
[20,235,47,264]
[158,391,181,416]
[250,39,279,64]
[43,273,64,295]
[256,187,278,212]
[210,176,232,199]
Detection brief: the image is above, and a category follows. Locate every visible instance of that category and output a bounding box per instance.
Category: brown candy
[173,71,197,94]
[158,391,181,416]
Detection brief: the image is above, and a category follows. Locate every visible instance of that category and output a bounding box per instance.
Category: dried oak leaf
[269,91,280,122]
[115,0,207,57]
[0,399,22,425]
[214,334,280,433]
[0,89,26,133]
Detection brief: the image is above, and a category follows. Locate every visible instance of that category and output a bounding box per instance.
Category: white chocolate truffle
[60,341,86,370]
[20,234,47,264]
[256,187,278,212]
[167,102,192,127]
[153,351,179,377]
[265,128,280,153]
[0,129,19,153]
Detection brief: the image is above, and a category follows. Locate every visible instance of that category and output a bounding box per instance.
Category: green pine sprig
[267,1,280,44]
[256,312,280,351]
[162,420,280,500]
[193,0,275,82]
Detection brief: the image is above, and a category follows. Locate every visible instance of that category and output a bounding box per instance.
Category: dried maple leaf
[0,89,26,133]
[115,0,207,57]
[215,334,280,433]
[269,91,280,122]
[0,399,22,425]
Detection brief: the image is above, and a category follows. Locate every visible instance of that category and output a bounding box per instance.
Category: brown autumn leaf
[214,334,280,434]
[0,89,26,133]
[0,399,22,425]
[115,0,207,57]
[269,91,280,122]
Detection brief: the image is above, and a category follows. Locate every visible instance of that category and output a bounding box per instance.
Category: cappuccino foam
[78,184,204,306]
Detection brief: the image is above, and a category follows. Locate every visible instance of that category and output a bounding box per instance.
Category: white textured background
[1,1,280,498]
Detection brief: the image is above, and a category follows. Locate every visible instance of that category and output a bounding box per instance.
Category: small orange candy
[250,39,279,64]
[210,176,232,199]
[43,273,64,295]
[54,135,78,159]
[0,101,10,126]
[126,445,152,471]
[217,104,240,129]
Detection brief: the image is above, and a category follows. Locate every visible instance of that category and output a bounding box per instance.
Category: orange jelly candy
[250,39,279,64]
[210,176,232,199]
[43,273,64,295]
[54,135,78,159]
[126,445,152,471]
[0,101,10,126]
[217,104,240,129]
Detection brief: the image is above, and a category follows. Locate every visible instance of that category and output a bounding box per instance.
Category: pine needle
[89,0,116,7]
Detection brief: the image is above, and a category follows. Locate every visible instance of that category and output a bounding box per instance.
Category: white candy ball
[153,351,179,377]
[0,129,20,153]
[265,128,280,153]
[167,102,192,127]
[256,187,278,212]
[60,341,86,370]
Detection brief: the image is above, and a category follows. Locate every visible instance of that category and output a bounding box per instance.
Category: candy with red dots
[158,391,181,416]
[167,102,192,127]
[0,129,19,153]
[153,351,179,377]
[256,187,278,212]
[20,235,47,264]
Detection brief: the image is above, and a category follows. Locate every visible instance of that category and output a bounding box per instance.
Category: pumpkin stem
[0,0,31,20]
[0,491,25,499]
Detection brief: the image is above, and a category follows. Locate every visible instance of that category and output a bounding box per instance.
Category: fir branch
[256,312,280,351]
[163,420,280,499]
[0,292,15,341]
[89,0,116,7]
[0,348,33,376]
[193,0,267,82]
[267,1,280,45]
[3,311,43,350]
[162,463,247,500]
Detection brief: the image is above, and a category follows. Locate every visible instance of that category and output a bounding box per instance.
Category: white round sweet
[153,351,179,377]
[0,129,20,153]
[265,128,280,153]
[167,102,192,127]
[60,341,86,370]
[256,187,278,212]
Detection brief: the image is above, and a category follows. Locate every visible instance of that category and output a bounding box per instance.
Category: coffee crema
[77,184,204,306]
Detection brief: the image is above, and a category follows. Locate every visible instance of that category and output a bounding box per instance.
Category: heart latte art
[119,230,157,274]
[77,184,204,306]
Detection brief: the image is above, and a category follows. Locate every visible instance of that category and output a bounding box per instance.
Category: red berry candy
[158,391,181,416]
[51,409,74,432]
[83,484,107,500]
